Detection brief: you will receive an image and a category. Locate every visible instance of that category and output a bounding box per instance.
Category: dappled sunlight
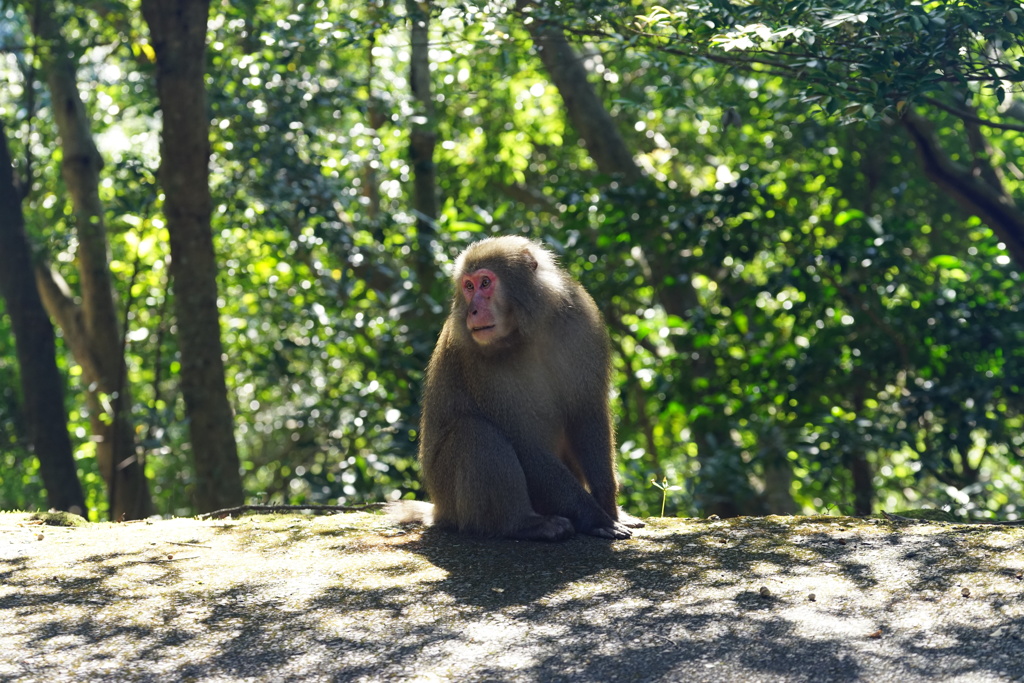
[3,513,1024,680]
[1,0,1021,530]
[0,1,1022,678]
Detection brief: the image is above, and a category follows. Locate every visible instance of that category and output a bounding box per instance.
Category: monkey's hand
[584,521,632,540]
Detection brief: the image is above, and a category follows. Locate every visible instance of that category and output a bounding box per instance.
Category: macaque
[399,235,640,541]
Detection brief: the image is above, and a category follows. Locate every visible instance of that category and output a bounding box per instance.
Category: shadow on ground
[2,512,1022,682]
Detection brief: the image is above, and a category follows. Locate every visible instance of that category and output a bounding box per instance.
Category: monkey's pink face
[462,268,508,345]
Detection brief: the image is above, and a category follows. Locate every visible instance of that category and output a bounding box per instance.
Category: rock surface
[2,512,1022,682]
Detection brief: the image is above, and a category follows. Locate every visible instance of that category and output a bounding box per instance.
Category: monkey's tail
[386,500,435,526]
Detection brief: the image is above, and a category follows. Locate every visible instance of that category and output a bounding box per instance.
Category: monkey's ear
[523,248,539,271]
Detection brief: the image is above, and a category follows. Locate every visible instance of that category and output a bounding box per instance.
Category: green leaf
[834,209,865,226]
[929,255,961,269]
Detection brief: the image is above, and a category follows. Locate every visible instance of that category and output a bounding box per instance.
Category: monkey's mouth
[470,325,498,344]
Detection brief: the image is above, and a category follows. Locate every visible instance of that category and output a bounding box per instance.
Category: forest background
[0,0,1022,523]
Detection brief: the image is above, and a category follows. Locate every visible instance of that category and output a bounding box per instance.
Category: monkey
[395,235,641,541]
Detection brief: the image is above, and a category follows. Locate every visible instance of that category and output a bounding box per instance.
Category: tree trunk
[0,121,87,518]
[141,0,244,512]
[519,13,793,517]
[30,0,152,520]
[760,428,799,515]
[848,386,874,516]
[406,0,438,293]
[517,3,642,183]
[849,451,873,516]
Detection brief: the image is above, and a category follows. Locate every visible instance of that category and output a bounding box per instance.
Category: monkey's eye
[480,277,491,289]
[463,280,474,293]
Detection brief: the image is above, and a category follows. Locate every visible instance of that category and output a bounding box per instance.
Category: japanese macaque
[396,235,641,541]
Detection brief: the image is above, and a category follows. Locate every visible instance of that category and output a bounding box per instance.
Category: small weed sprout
[650,476,682,517]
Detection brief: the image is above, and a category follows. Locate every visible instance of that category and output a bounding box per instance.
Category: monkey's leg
[516,442,632,540]
[448,420,574,541]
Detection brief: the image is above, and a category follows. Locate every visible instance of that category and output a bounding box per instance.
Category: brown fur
[403,236,637,541]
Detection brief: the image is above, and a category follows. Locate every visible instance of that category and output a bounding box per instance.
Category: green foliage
[0,0,1021,524]
[574,0,1024,121]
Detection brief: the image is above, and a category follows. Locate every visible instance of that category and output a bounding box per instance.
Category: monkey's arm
[566,410,645,528]
[565,402,619,517]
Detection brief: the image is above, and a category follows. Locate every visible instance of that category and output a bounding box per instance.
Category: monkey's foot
[617,510,646,528]
[510,514,575,542]
[585,521,633,540]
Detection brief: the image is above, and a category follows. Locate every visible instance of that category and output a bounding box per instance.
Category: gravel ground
[2,511,1023,682]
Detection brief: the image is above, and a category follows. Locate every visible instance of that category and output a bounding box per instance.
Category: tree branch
[923,97,1024,133]
[32,262,98,376]
[198,503,385,519]
[902,110,1024,266]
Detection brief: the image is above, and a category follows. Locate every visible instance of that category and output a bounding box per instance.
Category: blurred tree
[141,0,243,512]
[0,119,86,517]
[518,3,779,515]
[27,0,153,519]
[406,0,439,293]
